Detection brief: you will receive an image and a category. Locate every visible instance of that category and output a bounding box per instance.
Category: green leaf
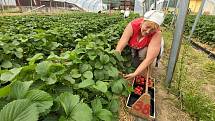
[36,61,51,76]
[68,51,78,60]
[71,69,81,78]
[0,84,11,98]
[15,51,23,59]
[27,53,44,65]
[0,68,22,82]
[111,80,123,94]
[94,70,105,80]
[83,71,93,79]
[78,79,95,88]
[25,89,53,113]
[107,66,118,77]
[48,52,61,60]
[10,81,33,99]
[94,61,103,69]
[70,102,93,121]
[100,54,109,64]
[59,115,69,121]
[87,51,97,60]
[1,60,12,68]
[97,109,113,121]
[50,42,62,50]
[63,75,75,84]
[49,63,65,75]
[93,81,108,93]
[109,99,119,113]
[0,99,39,121]
[86,42,96,49]
[91,98,102,113]
[12,40,20,46]
[42,115,58,121]
[113,51,124,61]
[79,64,92,73]
[46,74,57,85]
[109,57,116,65]
[16,48,23,53]
[58,92,80,116]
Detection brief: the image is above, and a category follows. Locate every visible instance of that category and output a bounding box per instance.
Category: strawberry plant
[0,13,139,121]
[0,13,123,69]
[164,14,215,45]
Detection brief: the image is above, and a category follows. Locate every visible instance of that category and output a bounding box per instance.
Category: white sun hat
[144,10,165,26]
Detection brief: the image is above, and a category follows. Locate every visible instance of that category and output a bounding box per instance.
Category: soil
[202,84,215,101]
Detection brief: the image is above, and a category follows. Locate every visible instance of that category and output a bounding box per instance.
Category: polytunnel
[52,0,103,12]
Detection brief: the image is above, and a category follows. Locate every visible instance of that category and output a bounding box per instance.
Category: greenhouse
[0,0,214,121]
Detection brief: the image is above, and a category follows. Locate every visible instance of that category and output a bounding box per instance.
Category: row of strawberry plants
[164,14,215,45]
[0,14,138,121]
[0,13,123,69]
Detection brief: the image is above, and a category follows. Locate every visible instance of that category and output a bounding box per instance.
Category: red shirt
[128,18,157,49]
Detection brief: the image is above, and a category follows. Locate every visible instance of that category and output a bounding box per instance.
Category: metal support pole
[17,0,22,12]
[50,0,52,12]
[170,0,180,27]
[165,0,190,87]
[145,0,148,11]
[188,0,206,41]
[109,0,111,15]
[144,0,147,11]
[0,0,4,12]
[147,0,151,11]
[64,0,66,9]
[3,0,6,10]
[166,0,170,9]
[30,0,33,10]
[142,0,146,14]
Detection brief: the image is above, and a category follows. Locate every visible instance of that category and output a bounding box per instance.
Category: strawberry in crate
[134,86,143,95]
[135,75,145,85]
[135,76,154,88]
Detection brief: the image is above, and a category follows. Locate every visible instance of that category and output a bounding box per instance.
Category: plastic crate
[126,77,155,121]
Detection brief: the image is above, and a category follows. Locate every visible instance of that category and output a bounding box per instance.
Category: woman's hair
[142,20,160,30]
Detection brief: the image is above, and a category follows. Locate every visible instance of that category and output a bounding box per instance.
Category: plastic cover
[134,0,144,16]
[0,0,16,6]
[54,0,104,12]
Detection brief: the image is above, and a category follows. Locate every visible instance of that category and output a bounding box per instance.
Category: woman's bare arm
[133,31,162,76]
[115,23,133,53]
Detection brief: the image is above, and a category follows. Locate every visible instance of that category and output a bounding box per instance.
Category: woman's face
[140,22,156,36]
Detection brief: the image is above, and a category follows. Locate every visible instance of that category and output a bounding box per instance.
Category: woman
[115,10,165,80]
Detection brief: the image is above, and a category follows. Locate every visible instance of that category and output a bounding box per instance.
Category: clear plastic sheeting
[54,0,103,12]
[204,0,215,15]
[150,0,165,11]
[134,0,144,16]
[0,0,16,6]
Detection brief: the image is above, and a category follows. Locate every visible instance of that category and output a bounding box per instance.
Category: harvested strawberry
[135,76,145,85]
[134,86,143,95]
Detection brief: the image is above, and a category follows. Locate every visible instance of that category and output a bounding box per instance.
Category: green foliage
[183,91,215,121]
[58,92,93,121]
[25,89,53,113]
[164,14,215,45]
[10,81,33,99]
[172,42,215,121]
[0,13,138,121]
[0,99,39,121]
[0,13,123,69]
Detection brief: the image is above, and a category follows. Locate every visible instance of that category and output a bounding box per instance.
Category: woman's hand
[124,73,137,81]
